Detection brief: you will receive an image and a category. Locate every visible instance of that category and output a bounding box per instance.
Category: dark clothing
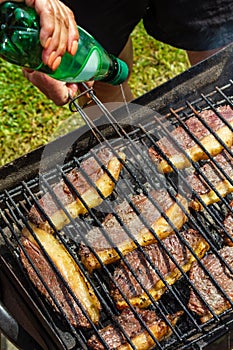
[143,0,233,52]
[62,0,148,55]
[63,0,233,55]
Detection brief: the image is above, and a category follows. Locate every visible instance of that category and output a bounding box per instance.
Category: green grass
[130,22,190,98]
[0,21,189,166]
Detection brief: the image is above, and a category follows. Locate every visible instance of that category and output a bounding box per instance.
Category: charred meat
[188,246,233,323]
[87,308,183,350]
[111,229,209,309]
[79,190,189,272]
[149,105,233,173]
[29,148,125,232]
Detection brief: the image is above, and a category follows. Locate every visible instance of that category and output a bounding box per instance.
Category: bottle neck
[100,55,118,83]
[101,55,128,86]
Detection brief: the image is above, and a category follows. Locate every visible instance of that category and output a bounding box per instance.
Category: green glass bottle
[0,1,128,85]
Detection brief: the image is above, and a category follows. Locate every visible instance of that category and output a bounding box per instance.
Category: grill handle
[0,301,43,350]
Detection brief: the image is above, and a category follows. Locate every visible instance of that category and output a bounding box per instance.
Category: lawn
[0,21,189,166]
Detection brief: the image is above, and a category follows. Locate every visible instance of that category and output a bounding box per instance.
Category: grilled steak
[111,229,209,309]
[20,226,101,328]
[28,148,125,232]
[79,189,189,272]
[188,246,233,323]
[186,146,233,210]
[149,105,233,173]
[223,201,233,246]
[87,308,183,350]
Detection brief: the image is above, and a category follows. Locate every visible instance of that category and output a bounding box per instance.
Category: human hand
[22,69,94,106]
[22,69,79,105]
[0,0,79,71]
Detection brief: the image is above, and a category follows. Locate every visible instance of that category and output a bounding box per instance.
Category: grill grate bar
[201,86,233,128]
[215,85,233,109]
[70,85,180,192]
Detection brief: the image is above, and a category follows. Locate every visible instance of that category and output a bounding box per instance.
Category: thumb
[67,83,80,99]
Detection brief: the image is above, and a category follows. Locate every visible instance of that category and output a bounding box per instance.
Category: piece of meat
[188,246,233,323]
[29,148,126,232]
[87,308,183,350]
[186,147,233,210]
[223,201,233,246]
[111,229,209,309]
[79,190,189,272]
[20,225,101,328]
[149,105,233,173]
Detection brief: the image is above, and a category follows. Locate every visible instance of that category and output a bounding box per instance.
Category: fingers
[22,68,93,107]
[22,69,71,105]
[67,83,80,99]
[26,0,79,70]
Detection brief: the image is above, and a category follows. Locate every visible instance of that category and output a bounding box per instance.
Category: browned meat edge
[87,308,183,350]
[79,190,189,272]
[28,148,125,232]
[149,105,233,173]
[186,146,233,210]
[111,229,209,309]
[20,228,101,328]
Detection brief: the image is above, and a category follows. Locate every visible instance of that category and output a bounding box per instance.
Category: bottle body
[40,29,118,83]
[0,2,128,85]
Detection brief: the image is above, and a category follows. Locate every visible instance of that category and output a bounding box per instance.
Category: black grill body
[1,44,233,350]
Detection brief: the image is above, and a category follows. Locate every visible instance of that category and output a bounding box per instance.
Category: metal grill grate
[1,64,233,349]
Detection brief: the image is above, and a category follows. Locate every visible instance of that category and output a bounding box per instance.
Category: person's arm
[0,0,79,70]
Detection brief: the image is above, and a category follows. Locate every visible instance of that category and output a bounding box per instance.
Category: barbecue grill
[1,43,233,350]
